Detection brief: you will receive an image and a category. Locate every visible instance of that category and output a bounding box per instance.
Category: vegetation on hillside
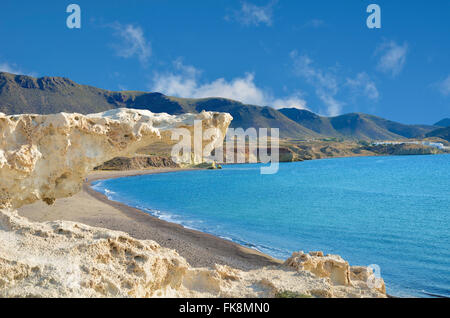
[425,127,450,142]
[434,118,450,127]
[279,108,437,141]
[0,71,440,141]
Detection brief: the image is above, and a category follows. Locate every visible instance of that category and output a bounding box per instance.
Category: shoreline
[21,160,449,298]
[18,168,282,271]
[83,164,428,299]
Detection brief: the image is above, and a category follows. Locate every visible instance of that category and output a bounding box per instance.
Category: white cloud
[346,72,379,100]
[227,1,277,27]
[437,75,450,97]
[290,51,379,116]
[317,94,342,117]
[0,61,35,76]
[271,95,306,109]
[0,62,22,74]
[290,51,342,116]
[109,23,151,65]
[150,59,307,109]
[290,52,338,93]
[376,41,408,77]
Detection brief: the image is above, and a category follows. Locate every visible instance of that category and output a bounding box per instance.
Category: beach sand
[17,168,282,271]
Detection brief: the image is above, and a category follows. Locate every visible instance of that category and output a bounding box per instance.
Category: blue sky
[0,0,449,124]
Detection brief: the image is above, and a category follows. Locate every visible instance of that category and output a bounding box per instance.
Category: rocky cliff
[0,109,385,298]
[284,251,386,294]
[94,155,179,171]
[0,108,232,209]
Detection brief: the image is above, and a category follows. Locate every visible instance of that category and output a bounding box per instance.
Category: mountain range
[0,71,445,141]
[279,108,437,140]
[434,118,450,127]
[426,126,450,142]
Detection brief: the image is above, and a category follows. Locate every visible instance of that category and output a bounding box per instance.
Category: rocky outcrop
[219,146,299,163]
[0,209,385,298]
[94,155,179,171]
[362,143,443,155]
[284,251,386,294]
[0,109,386,298]
[0,108,232,209]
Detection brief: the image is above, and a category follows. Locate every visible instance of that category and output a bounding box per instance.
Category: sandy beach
[18,168,282,271]
[1,108,389,298]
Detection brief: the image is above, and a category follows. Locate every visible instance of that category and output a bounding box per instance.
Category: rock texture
[0,108,232,209]
[284,251,386,294]
[0,109,386,298]
[0,209,385,298]
[94,155,179,171]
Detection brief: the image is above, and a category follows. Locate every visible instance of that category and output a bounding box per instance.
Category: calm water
[92,155,450,297]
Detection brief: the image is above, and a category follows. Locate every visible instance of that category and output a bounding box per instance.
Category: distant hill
[277,108,337,136]
[0,71,437,140]
[128,95,320,139]
[0,72,124,114]
[425,127,450,142]
[0,72,318,139]
[279,108,436,140]
[434,118,450,127]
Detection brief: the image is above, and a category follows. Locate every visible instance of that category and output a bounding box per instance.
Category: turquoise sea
[92,155,450,297]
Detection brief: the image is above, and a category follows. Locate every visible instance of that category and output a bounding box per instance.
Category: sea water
[92,155,450,297]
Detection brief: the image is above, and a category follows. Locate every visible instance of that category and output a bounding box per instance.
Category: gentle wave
[92,180,290,258]
[90,155,450,297]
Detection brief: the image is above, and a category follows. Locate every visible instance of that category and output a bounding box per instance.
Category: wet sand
[18,168,282,270]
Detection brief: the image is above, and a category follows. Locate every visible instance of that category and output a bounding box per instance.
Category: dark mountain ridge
[0,71,438,140]
[426,127,450,142]
[434,118,450,127]
[279,108,437,140]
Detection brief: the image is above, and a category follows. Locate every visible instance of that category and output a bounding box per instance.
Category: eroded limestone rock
[284,251,386,294]
[0,109,386,298]
[0,108,232,209]
[0,209,386,298]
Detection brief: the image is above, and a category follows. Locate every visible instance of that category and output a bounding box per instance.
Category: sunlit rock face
[0,108,232,209]
[0,109,386,298]
[0,209,384,298]
[284,251,386,295]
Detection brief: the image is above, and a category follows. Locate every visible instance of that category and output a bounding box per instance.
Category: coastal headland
[0,108,386,297]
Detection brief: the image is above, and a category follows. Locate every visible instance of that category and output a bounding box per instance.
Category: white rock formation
[0,209,385,298]
[0,108,232,209]
[284,251,386,294]
[0,109,386,298]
